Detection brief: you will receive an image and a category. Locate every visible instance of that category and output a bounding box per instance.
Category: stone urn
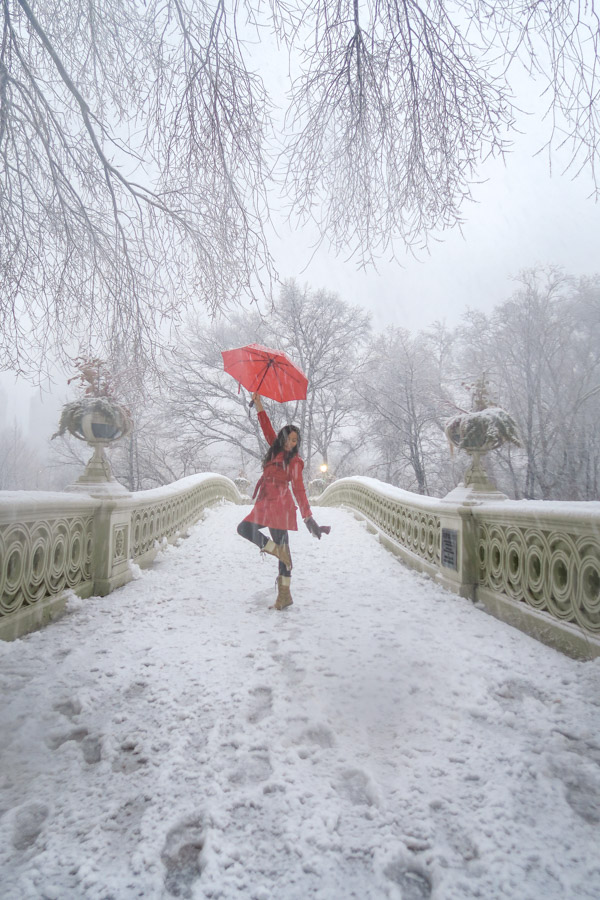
[55,398,133,496]
[234,476,252,498]
[444,406,520,502]
[309,477,327,498]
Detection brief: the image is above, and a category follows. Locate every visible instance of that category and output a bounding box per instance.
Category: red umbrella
[221,343,308,403]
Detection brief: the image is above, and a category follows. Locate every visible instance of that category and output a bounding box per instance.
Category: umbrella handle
[248,359,273,408]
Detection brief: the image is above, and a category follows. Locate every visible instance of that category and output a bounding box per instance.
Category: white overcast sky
[268,128,599,334]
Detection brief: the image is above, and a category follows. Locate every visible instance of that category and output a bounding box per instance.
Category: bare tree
[161,281,370,481]
[268,280,371,473]
[1,1,599,376]
[162,310,271,476]
[458,267,600,499]
[359,326,451,494]
[1,0,274,374]
[283,0,600,262]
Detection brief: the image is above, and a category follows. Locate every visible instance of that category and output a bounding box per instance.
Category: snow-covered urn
[444,406,520,455]
[55,358,132,496]
[309,477,327,498]
[56,397,132,445]
[444,378,520,501]
[233,476,252,497]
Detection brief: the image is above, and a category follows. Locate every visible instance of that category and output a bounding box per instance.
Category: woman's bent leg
[269,528,291,576]
[237,520,267,550]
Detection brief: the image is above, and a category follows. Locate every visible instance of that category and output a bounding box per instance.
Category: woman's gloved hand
[305,516,324,539]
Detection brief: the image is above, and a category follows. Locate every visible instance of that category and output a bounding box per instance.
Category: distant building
[0,387,7,430]
[27,391,62,449]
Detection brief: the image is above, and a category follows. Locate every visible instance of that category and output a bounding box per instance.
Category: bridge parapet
[0,474,244,641]
[317,477,600,659]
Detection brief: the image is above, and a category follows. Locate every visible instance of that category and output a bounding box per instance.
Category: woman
[237,392,327,609]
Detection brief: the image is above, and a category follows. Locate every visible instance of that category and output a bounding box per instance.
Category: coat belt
[252,474,289,498]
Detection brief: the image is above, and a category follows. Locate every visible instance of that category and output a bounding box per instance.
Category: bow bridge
[1,485,599,899]
[1,471,599,657]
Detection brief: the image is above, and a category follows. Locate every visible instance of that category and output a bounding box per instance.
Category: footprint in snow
[247,590,273,610]
[554,730,600,768]
[106,794,152,849]
[291,722,336,749]
[428,798,480,862]
[124,680,147,700]
[247,686,273,724]
[47,707,103,764]
[81,734,103,764]
[46,726,89,750]
[228,750,272,786]
[551,757,600,824]
[334,768,379,807]
[111,739,148,773]
[161,814,205,898]
[384,857,432,899]
[11,801,49,851]
[52,698,82,720]
[492,677,549,705]
[273,651,306,686]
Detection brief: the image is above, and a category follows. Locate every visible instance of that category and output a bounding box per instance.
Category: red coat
[243,410,312,531]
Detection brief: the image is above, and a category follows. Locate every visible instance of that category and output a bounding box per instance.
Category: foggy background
[2,125,598,432]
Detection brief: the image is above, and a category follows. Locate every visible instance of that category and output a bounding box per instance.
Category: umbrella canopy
[221,343,308,403]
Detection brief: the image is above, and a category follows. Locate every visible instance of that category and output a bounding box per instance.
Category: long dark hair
[263,425,301,468]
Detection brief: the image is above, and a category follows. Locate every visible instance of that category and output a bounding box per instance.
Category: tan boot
[261,539,292,571]
[272,575,293,610]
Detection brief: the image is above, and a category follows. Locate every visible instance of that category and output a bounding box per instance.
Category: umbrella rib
[273,363,285,402]
[225,347,275,364]
[269,361,306,400]
[246,350,275,361]
[279,367,306,386]
[254,358,274,394]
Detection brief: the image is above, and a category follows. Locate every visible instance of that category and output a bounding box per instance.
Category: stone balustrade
[317,477,600,659]
[0,474,244,641]
[4,467,600,658]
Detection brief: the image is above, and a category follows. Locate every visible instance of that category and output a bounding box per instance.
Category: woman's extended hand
[252,392,264,412]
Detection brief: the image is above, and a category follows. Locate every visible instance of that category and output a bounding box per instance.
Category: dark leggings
[237,520,292,577]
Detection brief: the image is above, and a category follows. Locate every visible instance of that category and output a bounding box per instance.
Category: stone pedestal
[443,451,507,506]
[437,452,506,598]
[91,500,133,595]
[435,506,479,599]
[60,401,133,593]
[65,445,130,499]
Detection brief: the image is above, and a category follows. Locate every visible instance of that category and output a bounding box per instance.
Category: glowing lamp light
[320,463,328,474]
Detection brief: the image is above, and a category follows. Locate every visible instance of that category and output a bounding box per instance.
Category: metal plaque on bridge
[441,528,458,570]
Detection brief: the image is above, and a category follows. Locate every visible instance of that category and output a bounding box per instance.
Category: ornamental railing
[316,478,444,574]
[317,477,600,660]
[473,504,600,651]
[126,475,242,564]
[0,494,98,637]
[0,474,243,641]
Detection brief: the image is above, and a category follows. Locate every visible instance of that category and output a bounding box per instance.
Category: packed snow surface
[1,503,599,899]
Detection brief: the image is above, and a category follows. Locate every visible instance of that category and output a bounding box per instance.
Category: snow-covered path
[1,502,599,900]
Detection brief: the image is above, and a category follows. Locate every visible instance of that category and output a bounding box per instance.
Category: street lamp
[320,463,328,475]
